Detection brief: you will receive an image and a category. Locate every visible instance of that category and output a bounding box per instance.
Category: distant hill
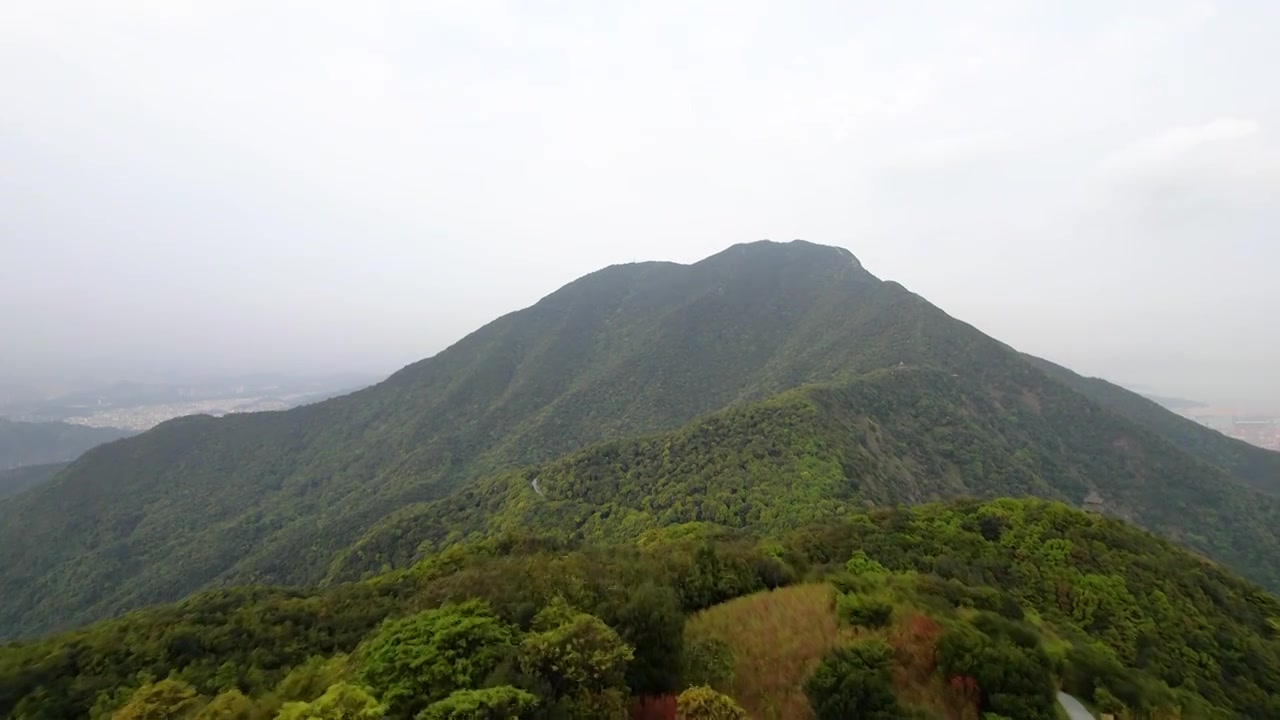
[1026,356,1280,496]
[0,462,68,500]
[1142,393,1207,411]
[0,417,132,471]
[2,240,1279,641]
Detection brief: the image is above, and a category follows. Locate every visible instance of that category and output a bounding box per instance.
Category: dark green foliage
[359,601,515,719]
[804,639,901,720]
[598,583,684,696]
[935,624,1056,720]
[835,593,893,628]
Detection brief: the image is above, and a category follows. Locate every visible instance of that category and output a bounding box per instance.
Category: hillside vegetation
[2,499,1277,719]
[2,240,1278,642]
[1027,355,1280,496]
[0,417,131,470]
[335,367,1280,595]
[0,462,68,500]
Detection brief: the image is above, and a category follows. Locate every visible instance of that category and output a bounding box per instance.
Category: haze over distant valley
[2,1,1278,411]
[0,373,378,431]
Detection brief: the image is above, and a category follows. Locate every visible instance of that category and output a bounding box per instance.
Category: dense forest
[3,241,1280,643]
[3,499,1278,719]
[335,368,1280,595]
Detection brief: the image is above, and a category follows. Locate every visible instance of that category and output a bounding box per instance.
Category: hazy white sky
[2,1,1277,407]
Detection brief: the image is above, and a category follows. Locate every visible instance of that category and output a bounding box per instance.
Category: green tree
[418,686,539,720]
[360,601,515,719]
[804,639,900,720]
[276,683,385,720]
[275,656,351,705]
[517,599,633,697]
[195,689,255,719]
[836,593,893,628]
[606,582,685,695]
[111,678,205,720]
[936,625,1055,720]
[674,685,748,720]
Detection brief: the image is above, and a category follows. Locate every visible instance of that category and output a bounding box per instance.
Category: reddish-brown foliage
[630,694,677,720]
[888,611,941,684]
[944,674,981,720]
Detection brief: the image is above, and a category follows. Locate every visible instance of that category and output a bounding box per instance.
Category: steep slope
[336,367,1280,593]
[0,462,68,500]
[0,417,132,469]
[0,241,1014,638]
[3,499,1278,719]
[3,239,1275,644]
[1026,355,1280,495]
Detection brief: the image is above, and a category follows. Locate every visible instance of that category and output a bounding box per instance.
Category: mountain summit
[2,240,1278,639]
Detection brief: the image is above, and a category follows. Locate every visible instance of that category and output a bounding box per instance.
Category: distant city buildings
[1178,409,1280,451]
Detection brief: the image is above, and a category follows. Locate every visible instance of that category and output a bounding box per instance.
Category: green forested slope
[0,241,1017,639]
[3,239,1277,644]
[335,368,1280,594]
[1026,355,1280,495]
[2,499,1277,719]
[0,417,131,470]
[0,462,68,500]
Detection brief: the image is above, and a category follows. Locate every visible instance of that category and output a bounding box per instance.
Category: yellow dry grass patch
[684,583,846,720]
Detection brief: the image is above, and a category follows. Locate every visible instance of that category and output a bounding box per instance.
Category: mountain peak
[713,238,861,267]
[692,240,871,286]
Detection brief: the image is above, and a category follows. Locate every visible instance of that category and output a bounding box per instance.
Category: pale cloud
[1101,118,1264,177]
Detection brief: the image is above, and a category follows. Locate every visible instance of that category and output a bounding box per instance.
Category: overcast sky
[2,1,1277,407]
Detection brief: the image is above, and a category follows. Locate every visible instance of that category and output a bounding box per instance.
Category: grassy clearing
[684,583,845,719]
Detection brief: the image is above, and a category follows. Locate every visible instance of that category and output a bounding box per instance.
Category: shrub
[681,635,734,689]
[517,599,633,699]
[836,593,893,628]
[675,686,747,720]
[804,639,901,720]
[418,686,538,720]
[360,600,515,719]
[111,678,204,720]
[276,683,386,720]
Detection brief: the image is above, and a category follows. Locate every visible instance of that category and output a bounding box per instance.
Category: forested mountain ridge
[2,239,1278,643]
[1026,355,1280,496]
[0,417,132,470]
[3,499,1278,719]
[0,240,1023,639]
[331,366,1280,594]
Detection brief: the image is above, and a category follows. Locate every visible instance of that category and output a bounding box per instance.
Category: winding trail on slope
[531,476,544,496]
[1057,692,1095,720]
